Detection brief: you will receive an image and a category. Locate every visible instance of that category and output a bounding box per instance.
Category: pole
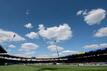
[54,40,59,58]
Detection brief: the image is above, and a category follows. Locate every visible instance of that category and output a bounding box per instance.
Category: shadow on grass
[26,65,58,71]
[36,68,57,71]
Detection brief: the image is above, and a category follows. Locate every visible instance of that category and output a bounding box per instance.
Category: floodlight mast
[6,34,16,50]
[54,40,59,58]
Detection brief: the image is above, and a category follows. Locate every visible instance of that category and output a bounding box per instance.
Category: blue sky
[0,0,107,57]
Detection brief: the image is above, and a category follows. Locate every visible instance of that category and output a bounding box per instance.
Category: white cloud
[77,8,106,25]
[60,50,79,56]
[38,24,72,42]
[14,51,36,57]
[51,50,79,57]
[77,10,87,16]
[84,44,99,49]
[94,27,107,37]
[37,54,60,58]
[48,44,64,52]
[0,29,25,42]
[9,44,16,48]
[37,55,50,58]
[24,23,33,29]
[17,43,39,57]
[84,9,106,25]
[84,43,107,49]
[100,43,107,48]
[22,51,36,57]
[26,32,38,39]
[82,10,88,15]
[77,10,83,15]
[36,50,80,58]
[20,43,39,52]
[38,24,45,30]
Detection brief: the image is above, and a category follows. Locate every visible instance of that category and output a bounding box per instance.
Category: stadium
[0,45,107,65]
[0,45,107,71]
[0,0,107,71]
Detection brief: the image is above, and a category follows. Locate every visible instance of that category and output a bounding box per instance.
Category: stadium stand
[61,48,107,63]
[0,45,107,65]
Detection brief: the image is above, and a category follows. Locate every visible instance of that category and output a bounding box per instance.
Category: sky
[0,0,107,58]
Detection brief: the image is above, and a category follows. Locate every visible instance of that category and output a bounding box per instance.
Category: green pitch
[0,64,107,71]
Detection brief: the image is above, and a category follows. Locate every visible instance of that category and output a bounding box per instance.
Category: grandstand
[0,45,107,65]
[61,48,107,63]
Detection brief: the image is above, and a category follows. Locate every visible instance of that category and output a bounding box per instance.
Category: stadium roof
[0,45,7,53]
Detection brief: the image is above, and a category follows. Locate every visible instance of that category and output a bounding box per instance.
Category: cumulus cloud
[77,8,106,25]
[48,44,64,52]
[0,29,25,42]
[38,24,45,30]
[94,27,107,37]
[9,44,16,48]
[84,43,107,49]
[17,43,39,57]
[38,24,72,42]
[24,23,33,29]
[20,43,39,52]
[26,32,38,39]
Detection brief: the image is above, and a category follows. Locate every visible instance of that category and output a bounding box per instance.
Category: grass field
[0,64,107,71]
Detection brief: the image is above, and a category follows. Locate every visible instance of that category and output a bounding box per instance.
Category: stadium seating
[0,45,107,65]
